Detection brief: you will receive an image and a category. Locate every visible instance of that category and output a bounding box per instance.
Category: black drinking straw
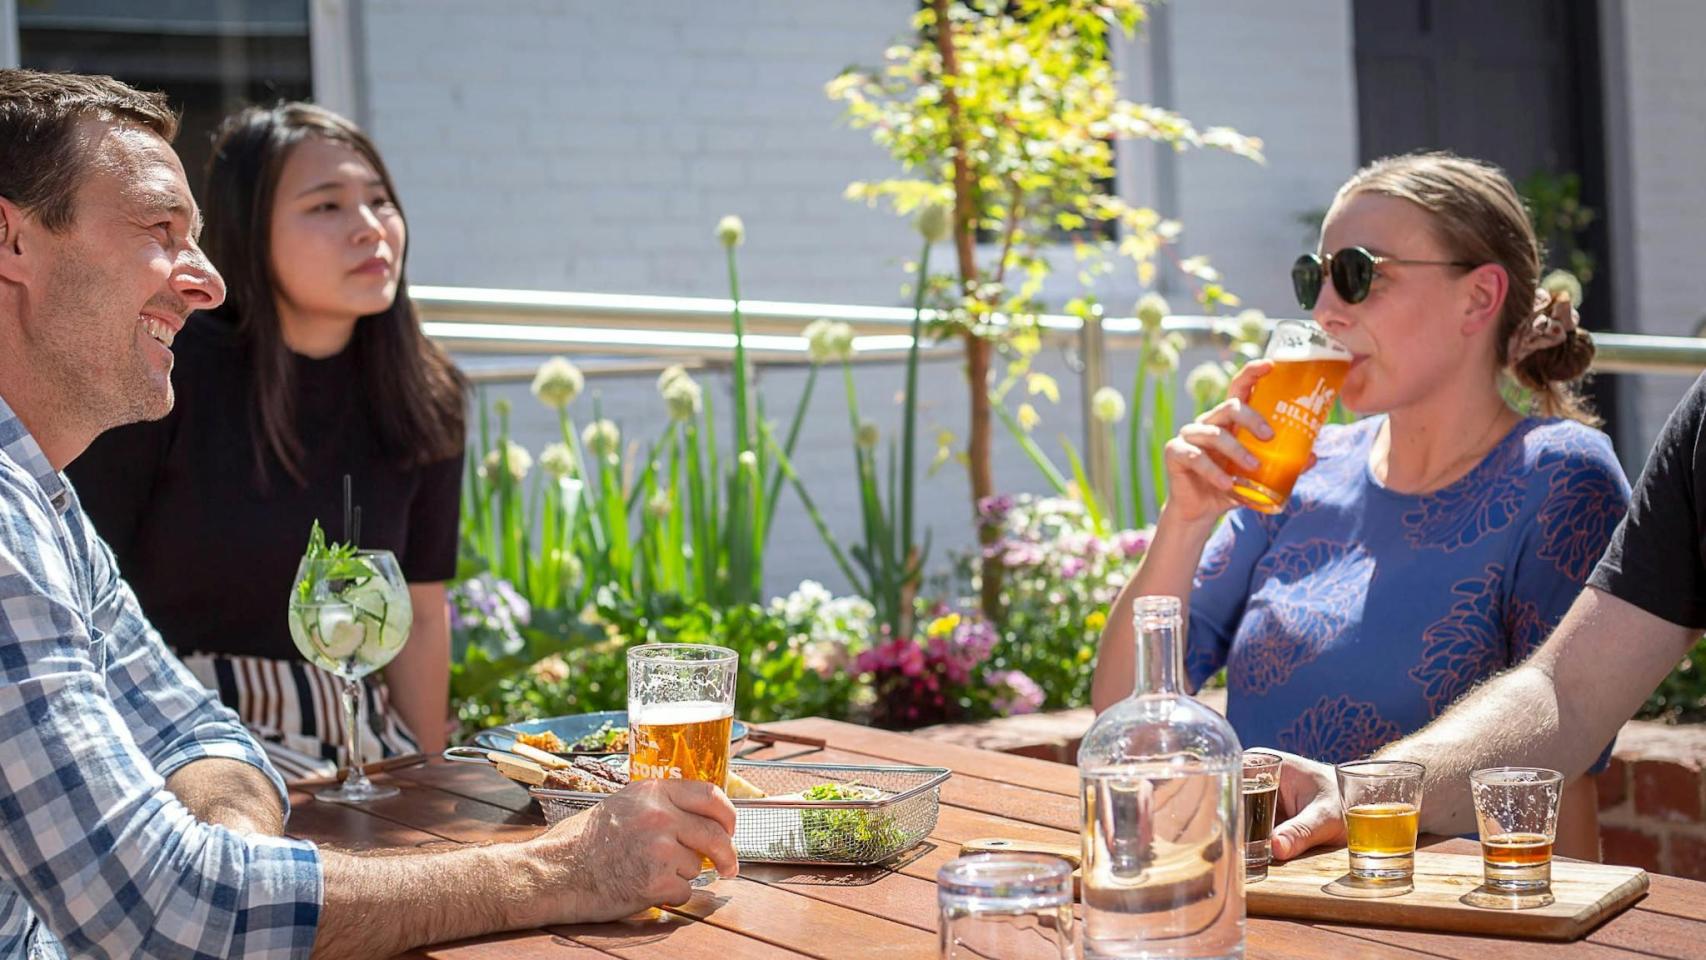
[342,474,353,545]
[352,507,362,549]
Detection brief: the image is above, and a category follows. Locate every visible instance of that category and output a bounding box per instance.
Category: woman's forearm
[1091,505,1220,712]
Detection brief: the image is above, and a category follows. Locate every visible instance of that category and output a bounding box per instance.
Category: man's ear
[0,196,35,286]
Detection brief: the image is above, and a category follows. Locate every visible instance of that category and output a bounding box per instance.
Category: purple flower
[1058,555,1087,579]
[1114,528,1152,558]
[977,494,1016,525]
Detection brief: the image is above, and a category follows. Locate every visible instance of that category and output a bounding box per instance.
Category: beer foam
[1267,324,1352,363]
[629,700,734,725]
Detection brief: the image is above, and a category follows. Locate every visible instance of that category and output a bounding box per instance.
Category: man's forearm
[1377,660,1568,834]
[1379,587,1698,835]
[166,757,287,836]
[311,843,566,960]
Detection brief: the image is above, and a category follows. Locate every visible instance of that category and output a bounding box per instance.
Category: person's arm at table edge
[166,757,286,836]
[310,778,739,960]
[1271,586,1697,858]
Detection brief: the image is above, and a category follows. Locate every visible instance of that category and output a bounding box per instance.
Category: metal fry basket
[532,760,951,866]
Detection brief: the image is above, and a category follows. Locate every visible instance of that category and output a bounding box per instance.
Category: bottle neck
[1132,608,1184,697]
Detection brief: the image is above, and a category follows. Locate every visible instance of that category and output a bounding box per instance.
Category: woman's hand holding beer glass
[1167,319,1353,521]
[1165,357,1278,523]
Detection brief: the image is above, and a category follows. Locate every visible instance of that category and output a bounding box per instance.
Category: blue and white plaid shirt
[0,396,321,958]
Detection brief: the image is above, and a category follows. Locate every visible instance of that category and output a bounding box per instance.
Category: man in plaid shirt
[0,70,737,959]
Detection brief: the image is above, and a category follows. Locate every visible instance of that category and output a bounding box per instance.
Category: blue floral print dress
[1186,416,1630,766]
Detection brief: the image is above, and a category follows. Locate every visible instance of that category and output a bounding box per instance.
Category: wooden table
[286,718,1706,958]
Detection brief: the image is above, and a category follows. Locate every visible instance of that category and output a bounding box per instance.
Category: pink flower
[991,670,1046,716]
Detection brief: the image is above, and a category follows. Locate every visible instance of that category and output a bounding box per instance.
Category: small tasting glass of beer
[1336,760,1425,891]
[1469,767,1563,907]
[627,643,738,886]
[1226,319,1354,514]
[1242,751,1283,882]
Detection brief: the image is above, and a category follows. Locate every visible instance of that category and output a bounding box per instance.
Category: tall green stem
[901,240,930,572]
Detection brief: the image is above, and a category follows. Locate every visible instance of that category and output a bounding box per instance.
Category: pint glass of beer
[1468,767,1563,908]
[627,643,737,886]
[1226,319,1353,514]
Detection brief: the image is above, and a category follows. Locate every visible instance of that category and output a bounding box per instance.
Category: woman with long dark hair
[69,103,467,777]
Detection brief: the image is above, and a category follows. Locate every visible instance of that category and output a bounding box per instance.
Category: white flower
[1136,292,1170,333]
[538,442,576,480]
[1091,387,1126,424]
[1540,269,1584,307]
[582,419,621,459]
[657,364,690,393]
[645,492,672,520]
[716,214,745,247]
[802,318,856,363]
[1143,334,1182,375]
[916,202,951,243]
[1186,362,1231,408]
[530,357,584,411]
[661,371,702,421]
[856,420,880,449]
[738,450,759,472]
[482,441,533,483]
[1233,308,1268,347]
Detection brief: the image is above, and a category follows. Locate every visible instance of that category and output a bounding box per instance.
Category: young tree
[830,0,1261,617]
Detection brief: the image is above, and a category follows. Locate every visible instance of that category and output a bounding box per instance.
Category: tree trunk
[932,0,1004,621]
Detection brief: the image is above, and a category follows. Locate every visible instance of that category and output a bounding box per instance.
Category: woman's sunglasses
[1291,246,1477,309]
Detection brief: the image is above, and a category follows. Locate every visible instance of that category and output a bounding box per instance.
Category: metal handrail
[416,284,1705,377]
[421,283,1705,507]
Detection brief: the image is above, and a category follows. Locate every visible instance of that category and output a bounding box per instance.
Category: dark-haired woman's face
[269,136,404,329]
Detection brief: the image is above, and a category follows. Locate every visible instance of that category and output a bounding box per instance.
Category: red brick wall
[1596,721,1706,879]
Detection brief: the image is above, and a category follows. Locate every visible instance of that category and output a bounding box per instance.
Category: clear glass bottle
[1078,595,1245,959]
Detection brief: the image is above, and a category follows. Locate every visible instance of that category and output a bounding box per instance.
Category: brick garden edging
[914,697,1706,880]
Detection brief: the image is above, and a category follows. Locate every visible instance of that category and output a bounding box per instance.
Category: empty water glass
[938,853,1077,959]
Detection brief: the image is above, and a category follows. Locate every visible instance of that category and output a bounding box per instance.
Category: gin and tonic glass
[288,548,412,803]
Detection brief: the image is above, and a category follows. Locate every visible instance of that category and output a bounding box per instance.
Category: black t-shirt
[1588,372,1706,629]
[66,313,463,661]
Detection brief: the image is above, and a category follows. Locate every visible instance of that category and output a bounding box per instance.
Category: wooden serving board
[1250,847,1647,941]
[960,839,1647,941]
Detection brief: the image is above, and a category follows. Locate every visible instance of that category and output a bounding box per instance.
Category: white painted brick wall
[1162,0,1361,317]
[361,0,919,305]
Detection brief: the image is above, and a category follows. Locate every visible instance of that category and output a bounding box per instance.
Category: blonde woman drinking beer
[1091,153,1629,859]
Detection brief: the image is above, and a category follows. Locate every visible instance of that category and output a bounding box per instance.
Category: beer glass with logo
[628,643,738,886]
[1467,767,1563,909]
[1335,760,1424,897]
[1226,319,1353,513]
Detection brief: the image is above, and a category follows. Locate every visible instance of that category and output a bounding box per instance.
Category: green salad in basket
[798,782,906,857]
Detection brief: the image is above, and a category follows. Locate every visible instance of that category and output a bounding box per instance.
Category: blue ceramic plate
[472,710,748,757]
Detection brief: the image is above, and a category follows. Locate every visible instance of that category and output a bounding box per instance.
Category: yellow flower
[1026,372,1060,404]
[1017,403,1041,432]
[926,613,960,638]
[1085,610,1108,632]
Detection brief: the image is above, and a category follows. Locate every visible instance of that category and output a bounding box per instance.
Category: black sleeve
[401,451,464,584]
[63,415,173,562]
[1587,373,1706,629]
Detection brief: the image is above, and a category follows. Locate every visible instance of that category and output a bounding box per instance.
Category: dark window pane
[18,0,312,198]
